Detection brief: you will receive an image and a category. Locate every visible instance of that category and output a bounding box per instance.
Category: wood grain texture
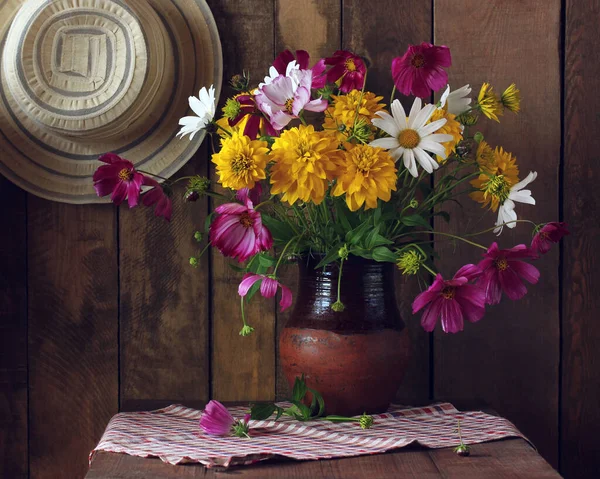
[207,0,276,401]
[274,0,341,400]
[86,439,560,478]
[343,0,433,403]
[562,1,600,477]
[433,0,561,468]
[0,177,28,478]
[120,152,210,408]
[27,200,118,479]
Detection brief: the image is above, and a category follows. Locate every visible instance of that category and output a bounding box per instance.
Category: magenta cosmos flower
[412,264,485,334]
[391,43,452,98]
[93,153,144,207]
[255,68,328,130]
[141,177,173,222]
[270,49,327,89]
[531,222,569,256]
[238,273,293,312]
[325,50,367,93]
[209,200,273,263]
[477,242,540,304]
[200,400,250,438]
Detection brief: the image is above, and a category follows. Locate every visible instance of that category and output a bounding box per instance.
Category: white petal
[424,133,454,143]
[372,116,400,137]
[408,97,422,127]
[370,137,399,150]
[403,149,418,177]
[414,148,436,173]
[189,96,207,117]
[510,190,536,205]
[390,146,404,161]
[411,103,436,130]
[390,99,408,130]
[417,118,447,137]
[511,171,537,192]
[419,140,447,158]
[439,85,450,108]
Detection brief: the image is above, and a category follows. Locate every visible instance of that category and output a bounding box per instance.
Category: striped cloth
[90,402,529,468]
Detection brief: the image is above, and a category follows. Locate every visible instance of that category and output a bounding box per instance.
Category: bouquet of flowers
[93,42,568,336]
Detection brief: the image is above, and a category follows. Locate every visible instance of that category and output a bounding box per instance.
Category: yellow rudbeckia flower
[470,146,520,211]
[477,83,503,122]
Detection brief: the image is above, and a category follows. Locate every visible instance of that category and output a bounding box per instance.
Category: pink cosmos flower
[531,222,569,257]
[412,264,485,334]
[238,273,293,312]
[236,183,263,205]
[255,68,328,131]
[324,50,367,93]
[391,43,452,98]
[199,400,250,437]
[269,49,327,89]
[142,177,173,222]
[93,153,144,207]
[209,200,273,263]
[477,242,540,304]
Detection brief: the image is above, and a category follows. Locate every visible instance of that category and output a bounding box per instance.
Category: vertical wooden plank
[120,152,210,408]
[207,0,276,401]
[433,0,561,468]
[28,200,118,479]
[563,1,600,477]
[343,0,433,403]
[0,177,27,478]
[274,0,342,400]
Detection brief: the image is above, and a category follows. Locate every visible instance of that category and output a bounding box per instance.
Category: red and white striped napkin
[90,402,528,468]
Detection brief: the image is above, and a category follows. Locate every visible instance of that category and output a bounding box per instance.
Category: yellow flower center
[239,212,254,228]
[441,287,455,300]
[494,258,509,271]
[284,98,294,113]
[231,154,252,174]
[354,150,378,175]
[483,175,510,203]
[398,129,420,149]
[411,54,425,68]
[296,139,319,164]
[345,58,357,72]
[118,168,133,181]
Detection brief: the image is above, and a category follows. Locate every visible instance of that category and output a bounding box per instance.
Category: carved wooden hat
[0,0,222,203]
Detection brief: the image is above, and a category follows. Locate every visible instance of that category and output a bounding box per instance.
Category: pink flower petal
[279,284,293,312]
[215,203,249,215]
[420,297,443,332]
[412,275,445,313]
[260,277,279,298]
[111,181,127,206]
[238,273,263,297]
[498,268,528,301]
[200,400,234,436]
[510,260,540,284]
[440,298,464,334]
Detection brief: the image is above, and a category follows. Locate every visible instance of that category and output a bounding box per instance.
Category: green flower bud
[454,444,471,457]
[338,244,349,261]
[397,250,424,276]
[359,413,374,429]
[229,72,250,91]
[194,231,203,242]
[473,132,485,143]
[189,257,199,268]
[223,98,242,120]
[186,176,211,199]
[331,300,345,312]
[409,199,419,209]
[239,324,255,336]
[457,112,479,126]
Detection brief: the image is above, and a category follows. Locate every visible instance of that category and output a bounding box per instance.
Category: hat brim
[0,0,222,204]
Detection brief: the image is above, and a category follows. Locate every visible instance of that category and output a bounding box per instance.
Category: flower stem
[389,85,397,105]
[464,219,538,237]
[336,258,344,303]
[273,235,301,276]
[213,121,232,137]
[137,169,169,181]
[393,230,488,250]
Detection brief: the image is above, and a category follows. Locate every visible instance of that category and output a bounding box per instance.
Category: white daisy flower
[494,171,537,235]
[440,84,472,116]
[370,98,453,177]
[177,85,216,140]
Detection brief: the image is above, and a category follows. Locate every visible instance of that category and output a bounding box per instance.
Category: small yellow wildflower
[477,83,503,122]
[212,131,269,190]
[270,125,343,205]
[332,144,397,211]
[323,90,386,143]
[500,83,520,113]
[429,108,463,163]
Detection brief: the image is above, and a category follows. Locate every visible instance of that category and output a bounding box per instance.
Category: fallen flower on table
[454,419,471,457]
[200,400,251,438]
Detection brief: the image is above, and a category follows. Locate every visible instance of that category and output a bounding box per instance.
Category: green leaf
[401,214,433,230]
[364,224,381,249]
[258,253,277,268]
[292,375,307,402]
[291,400,312,421]
[308,388,325,418]
[274,406,285,421]
[261,215,295,243]
[250,402,276,420]
[227,263,247,273]
[204,212,215,233]
[372,246,398,263]
[314,247,341,269]
[345,220,372,245]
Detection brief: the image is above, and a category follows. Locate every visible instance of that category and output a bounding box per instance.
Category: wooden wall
[1,0,598,477]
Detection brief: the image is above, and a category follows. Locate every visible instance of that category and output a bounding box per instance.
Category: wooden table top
[86,438,561,478]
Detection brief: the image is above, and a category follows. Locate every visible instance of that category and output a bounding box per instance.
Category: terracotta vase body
[279,256,411,416]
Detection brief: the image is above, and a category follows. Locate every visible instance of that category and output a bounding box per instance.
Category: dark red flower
[477,243,539,305]
[391,43,451,98]
[324,50,366,93]
[142,177,173,222]
[93,153,144,207]
[273,49,326,89]
[229,94,276,139]
[531,222,569,256]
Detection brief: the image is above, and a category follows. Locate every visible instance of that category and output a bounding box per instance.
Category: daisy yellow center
[398,129,420,149]
[484,175,510,203]
[441,287,455,300]
[411,54,425,68]
[118,168,133,181]
[239,212,254,228]
[494,258,509,271]
[231,154,252,174]
[345,58,357,72]
[285,98,294,113]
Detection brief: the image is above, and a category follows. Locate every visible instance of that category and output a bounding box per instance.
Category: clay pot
[279,255,411,416]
